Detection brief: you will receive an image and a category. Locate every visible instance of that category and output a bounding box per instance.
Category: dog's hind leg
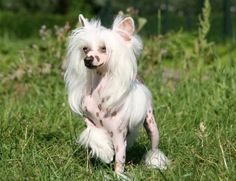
[144,107,160,150]
[143,106,170,169]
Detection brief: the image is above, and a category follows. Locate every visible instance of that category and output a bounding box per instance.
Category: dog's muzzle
[84,56,96,69]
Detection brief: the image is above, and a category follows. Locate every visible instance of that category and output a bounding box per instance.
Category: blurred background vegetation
[0,0,235,41]
[0,1,236,180]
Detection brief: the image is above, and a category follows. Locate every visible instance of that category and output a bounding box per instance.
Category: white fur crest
[77,126,114,163]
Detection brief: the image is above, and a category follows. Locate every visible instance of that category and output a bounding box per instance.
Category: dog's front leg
[112,130,127,173]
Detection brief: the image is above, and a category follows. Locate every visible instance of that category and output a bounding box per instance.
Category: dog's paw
[116,172,131,181]
[144,149,170,170]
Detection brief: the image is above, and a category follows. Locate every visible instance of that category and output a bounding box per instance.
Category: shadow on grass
[72,142,146,169]
[126,143,146,165]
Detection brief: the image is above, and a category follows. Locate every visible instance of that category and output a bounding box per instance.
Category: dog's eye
[83,47,89,53]
[100,46,106,53]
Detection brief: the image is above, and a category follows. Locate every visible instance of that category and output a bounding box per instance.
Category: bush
[0,11,77,39]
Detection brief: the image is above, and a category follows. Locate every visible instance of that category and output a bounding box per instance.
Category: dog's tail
[77,126,114,163]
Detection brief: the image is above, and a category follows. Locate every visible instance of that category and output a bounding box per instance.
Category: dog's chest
[81,93,122,130]
[80,75,124,129]
[81,94,106,126]
[82,93,100,115]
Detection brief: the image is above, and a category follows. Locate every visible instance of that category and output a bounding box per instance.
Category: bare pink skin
[81,67,160,173]
[83,43,108,68]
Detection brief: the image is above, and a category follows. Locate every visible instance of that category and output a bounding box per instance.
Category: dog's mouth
[85,62,104,69]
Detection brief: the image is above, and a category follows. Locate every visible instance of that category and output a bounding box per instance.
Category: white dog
[64,14,169,174]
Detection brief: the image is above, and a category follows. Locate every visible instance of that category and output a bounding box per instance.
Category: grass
[0,22,236,180]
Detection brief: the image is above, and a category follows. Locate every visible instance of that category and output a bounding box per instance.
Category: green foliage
[195,0,214,66]
[157,9,162,36]
[0,0,65,13]
[0,11,77,39]
[141,0,215,76]
[0,0,92,14]
[198,0,211,46]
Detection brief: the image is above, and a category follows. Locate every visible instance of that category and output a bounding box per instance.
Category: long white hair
[64,15,143,114]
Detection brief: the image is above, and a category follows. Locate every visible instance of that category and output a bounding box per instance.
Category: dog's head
[77,15,108,70]
[65,14,143,113]
[67,14,142,72]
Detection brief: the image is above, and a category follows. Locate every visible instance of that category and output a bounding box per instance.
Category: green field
[0,10,236,180]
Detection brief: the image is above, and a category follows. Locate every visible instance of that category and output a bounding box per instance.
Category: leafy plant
[195,0,216,69]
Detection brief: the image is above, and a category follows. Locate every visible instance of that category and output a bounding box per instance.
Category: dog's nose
[84,56,94,64]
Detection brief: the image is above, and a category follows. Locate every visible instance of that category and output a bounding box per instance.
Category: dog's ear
[78,14,88,27]
[113,17,135,41]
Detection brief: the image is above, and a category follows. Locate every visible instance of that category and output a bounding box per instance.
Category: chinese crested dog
[64,14,169,174]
